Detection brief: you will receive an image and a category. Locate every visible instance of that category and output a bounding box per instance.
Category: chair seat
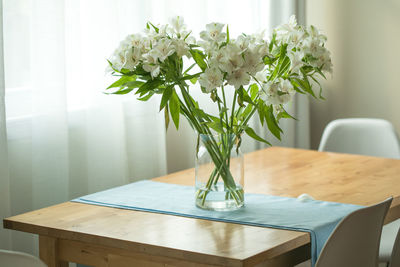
[0,249,47,267]
[380,219,400,262]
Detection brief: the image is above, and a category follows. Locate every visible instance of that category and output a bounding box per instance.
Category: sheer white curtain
[0,0,12,250]
[0,0,307,255]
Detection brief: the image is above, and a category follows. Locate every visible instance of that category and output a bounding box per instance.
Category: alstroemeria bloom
[227,69,250,89]
[200,22,226,43]
[142,50,161,78]
[288,51,304,75]
[199,67,224,93]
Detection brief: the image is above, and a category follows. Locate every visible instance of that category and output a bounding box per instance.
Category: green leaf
[310,75,326,100]
[189,77,198,84]
[110,88,134,95]
[237,87,245,107]
[210,90,218,102]
[226,25,230,43]
[137,92,154,101]
[160,85,173,111]
[219,107,229,118]
[241,104,253,121]
[269,44,289,81]
[169,90,180,129]
[276,107,297,121]
[164,104,170,130]
[183,63,196,75]
[179,72,201,82]
[107,75,137,89]
[119,68,135,75]
[240,87,255,105]
[106,60,135,76]
[263,55,276,65]
[265,105,282,140]
[279,43,288,58]
[257,100,265,126]
[148,22,159,33]
[269,33,276,53]
[136,79,163,96]
[277,56,291,77]
[190,50,207,71]
[290,79,305,94]
[315,67,327,79]
[125,80,144,89]
[249,84,259,100]
[183,31,192,41]
[192,108,212,121]
[245,127,271,145]
[301,65,314,74]
[205,121,224,133]
[292,77,316,98]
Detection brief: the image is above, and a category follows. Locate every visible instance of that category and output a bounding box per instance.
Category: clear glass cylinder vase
[195,133,244,211]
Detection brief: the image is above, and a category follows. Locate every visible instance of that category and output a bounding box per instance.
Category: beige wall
[306,0,400,149]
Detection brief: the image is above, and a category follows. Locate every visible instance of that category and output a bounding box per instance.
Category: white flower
[144,24,168,41]
[307,25,327,42]
[219,43,244,74]
[108,35,145,71]
[198,67,224,93]
[288,51,304,75]
[276,15,298,40]
[301,37,320,56]
[279,78,295,96]
[198,39,218,55]
[259,81,279,104]
[153,39,175,62]
[259,79,295,105]
[235,35,251,52]
[255,42,270,58]
[250,30,266,44]
[125,34,145,50]
[172,38,190,58]
[288,30,305,48]
[169,16,186,35]
[142,50,161,78]
[254,68,268,83]
[243,48,264,75]
[313,47,333,74]
[200,22,226,43]
[227,69,250,89]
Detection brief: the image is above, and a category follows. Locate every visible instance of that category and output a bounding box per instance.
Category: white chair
[381,220,400,267]
[0,249,47,267]
[388,227,400,267]
[315,198,392,267]
[318,118,400,158]
[318,118,400,266]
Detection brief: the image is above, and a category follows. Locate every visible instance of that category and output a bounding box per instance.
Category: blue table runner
[72,180,362,265]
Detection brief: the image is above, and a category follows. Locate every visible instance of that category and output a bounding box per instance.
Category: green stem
[177,83,241,205]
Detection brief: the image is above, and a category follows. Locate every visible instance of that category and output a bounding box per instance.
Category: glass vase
[195,133,244,211]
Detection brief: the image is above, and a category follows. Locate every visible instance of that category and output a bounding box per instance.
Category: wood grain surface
[4,147,400,266]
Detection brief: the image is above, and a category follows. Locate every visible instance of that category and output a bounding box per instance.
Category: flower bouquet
[106,16,332,211]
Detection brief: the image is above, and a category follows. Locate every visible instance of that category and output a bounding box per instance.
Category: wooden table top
[4,147,400,266]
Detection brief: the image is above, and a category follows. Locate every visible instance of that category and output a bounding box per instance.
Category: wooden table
[4,147,400,267]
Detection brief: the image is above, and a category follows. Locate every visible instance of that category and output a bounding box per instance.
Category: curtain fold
[0,0,308,257]
[252,0,310,150]
[0,0,12,250]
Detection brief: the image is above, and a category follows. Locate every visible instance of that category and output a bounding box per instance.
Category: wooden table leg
[39,235,69,267]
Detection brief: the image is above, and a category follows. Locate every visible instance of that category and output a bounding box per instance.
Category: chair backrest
[315,197,392,267]
[390,228,400,267]
[318,118,400,159]
[0,249,47,267]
